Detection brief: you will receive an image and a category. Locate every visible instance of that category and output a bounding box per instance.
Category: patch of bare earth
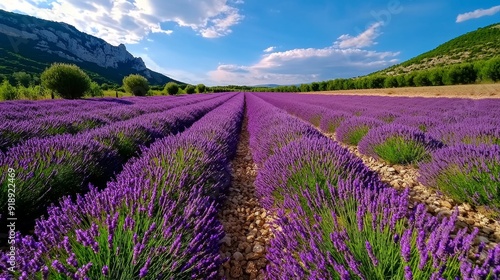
[301,83,500,99]
[217,117,276,280]
[324,131,500,263]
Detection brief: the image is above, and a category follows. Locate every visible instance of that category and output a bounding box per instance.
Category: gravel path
[218,116,276,279]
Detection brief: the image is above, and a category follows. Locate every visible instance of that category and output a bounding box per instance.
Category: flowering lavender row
[0,93,244,279]
[0,93,235,227]
[0,94,221,151]
[359,124,444,165]
[0,95,206,122]
[245,93,500,279]
[420,144,500,208]
[254,92,500,209]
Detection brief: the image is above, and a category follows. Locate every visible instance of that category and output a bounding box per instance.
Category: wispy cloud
[263,46,276,53]
[456,5,500,23]
[0,0,243,44]
[334,22,383,49]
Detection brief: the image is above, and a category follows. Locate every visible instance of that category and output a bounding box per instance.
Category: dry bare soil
[302,83,500,99]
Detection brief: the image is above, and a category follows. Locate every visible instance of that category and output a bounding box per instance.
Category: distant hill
[377,23,500,76]
[0,9,181,85]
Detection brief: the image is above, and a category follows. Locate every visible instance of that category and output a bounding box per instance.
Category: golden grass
[300,83,500,99]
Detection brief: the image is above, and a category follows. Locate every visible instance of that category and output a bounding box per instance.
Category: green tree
[122,74,149,96]
[483,56,500,82]
[87,81,104,97]
[101,83,110,90]
[384,76,398,88]
[0,80,18,100]
[12,71,32,87]
[185,85,196,94]
[310,82,320,91]
[414,71,431,87]
[164,82,179,95]
[300,84,311,92]
[367,76,386,89]
[428,69,444,86]
[41,63,91,99]
[197,84,206,93]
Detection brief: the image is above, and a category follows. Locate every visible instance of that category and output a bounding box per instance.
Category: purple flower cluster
[0,93,243,279]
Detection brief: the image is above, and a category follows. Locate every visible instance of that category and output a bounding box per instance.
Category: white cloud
[263,46,276,53]
[334,22,383,49]
[209,23,399,85]
[209,46,399,85]
[0,0,243,45]
[456,5,500,23]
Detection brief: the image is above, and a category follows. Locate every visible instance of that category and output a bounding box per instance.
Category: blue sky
[1,1,500,86]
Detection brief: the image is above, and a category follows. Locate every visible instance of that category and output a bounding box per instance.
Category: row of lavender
[246,93,500,279]
[0,94,221,151]
[255,93,500,210]
[0,93,234,232]
[0,93,244,279]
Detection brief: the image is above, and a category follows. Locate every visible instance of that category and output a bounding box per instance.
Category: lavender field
[1,92,500,279]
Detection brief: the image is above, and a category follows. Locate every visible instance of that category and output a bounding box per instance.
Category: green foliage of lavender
[336,117,383,146]
[373,137,429,164]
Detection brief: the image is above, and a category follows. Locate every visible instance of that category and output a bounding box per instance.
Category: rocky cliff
[0,10,178,85]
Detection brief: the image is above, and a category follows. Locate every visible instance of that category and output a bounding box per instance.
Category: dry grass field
[301,83,500,99]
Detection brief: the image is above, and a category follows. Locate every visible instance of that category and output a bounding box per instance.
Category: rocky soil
[217,118,277,279]
[325,132,500,262]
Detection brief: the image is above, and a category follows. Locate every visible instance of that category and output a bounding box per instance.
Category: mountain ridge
[0,9,181,85]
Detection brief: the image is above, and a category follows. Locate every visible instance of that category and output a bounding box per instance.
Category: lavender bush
[336,117,384,146]
[319,110,351,133]
[419,144,500,208]
[0,134,120,219]
[359,124,444,165]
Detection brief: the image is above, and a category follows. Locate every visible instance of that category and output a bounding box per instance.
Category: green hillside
[380,23,500,75]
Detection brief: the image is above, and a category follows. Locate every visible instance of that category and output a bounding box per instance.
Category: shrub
[0,80,18,100]
[122,74,149,96]
[87,81,104,97]
[164,82,179,95]
[336,117,384,146]
[419,144,500,208]
[185,84,196,94]
[358,124,443,165]
[41,63,92,99]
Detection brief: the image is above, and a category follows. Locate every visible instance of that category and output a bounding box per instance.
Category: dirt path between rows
[217,116,276,280]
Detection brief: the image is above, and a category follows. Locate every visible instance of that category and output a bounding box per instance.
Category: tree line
[0,63,209,100]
